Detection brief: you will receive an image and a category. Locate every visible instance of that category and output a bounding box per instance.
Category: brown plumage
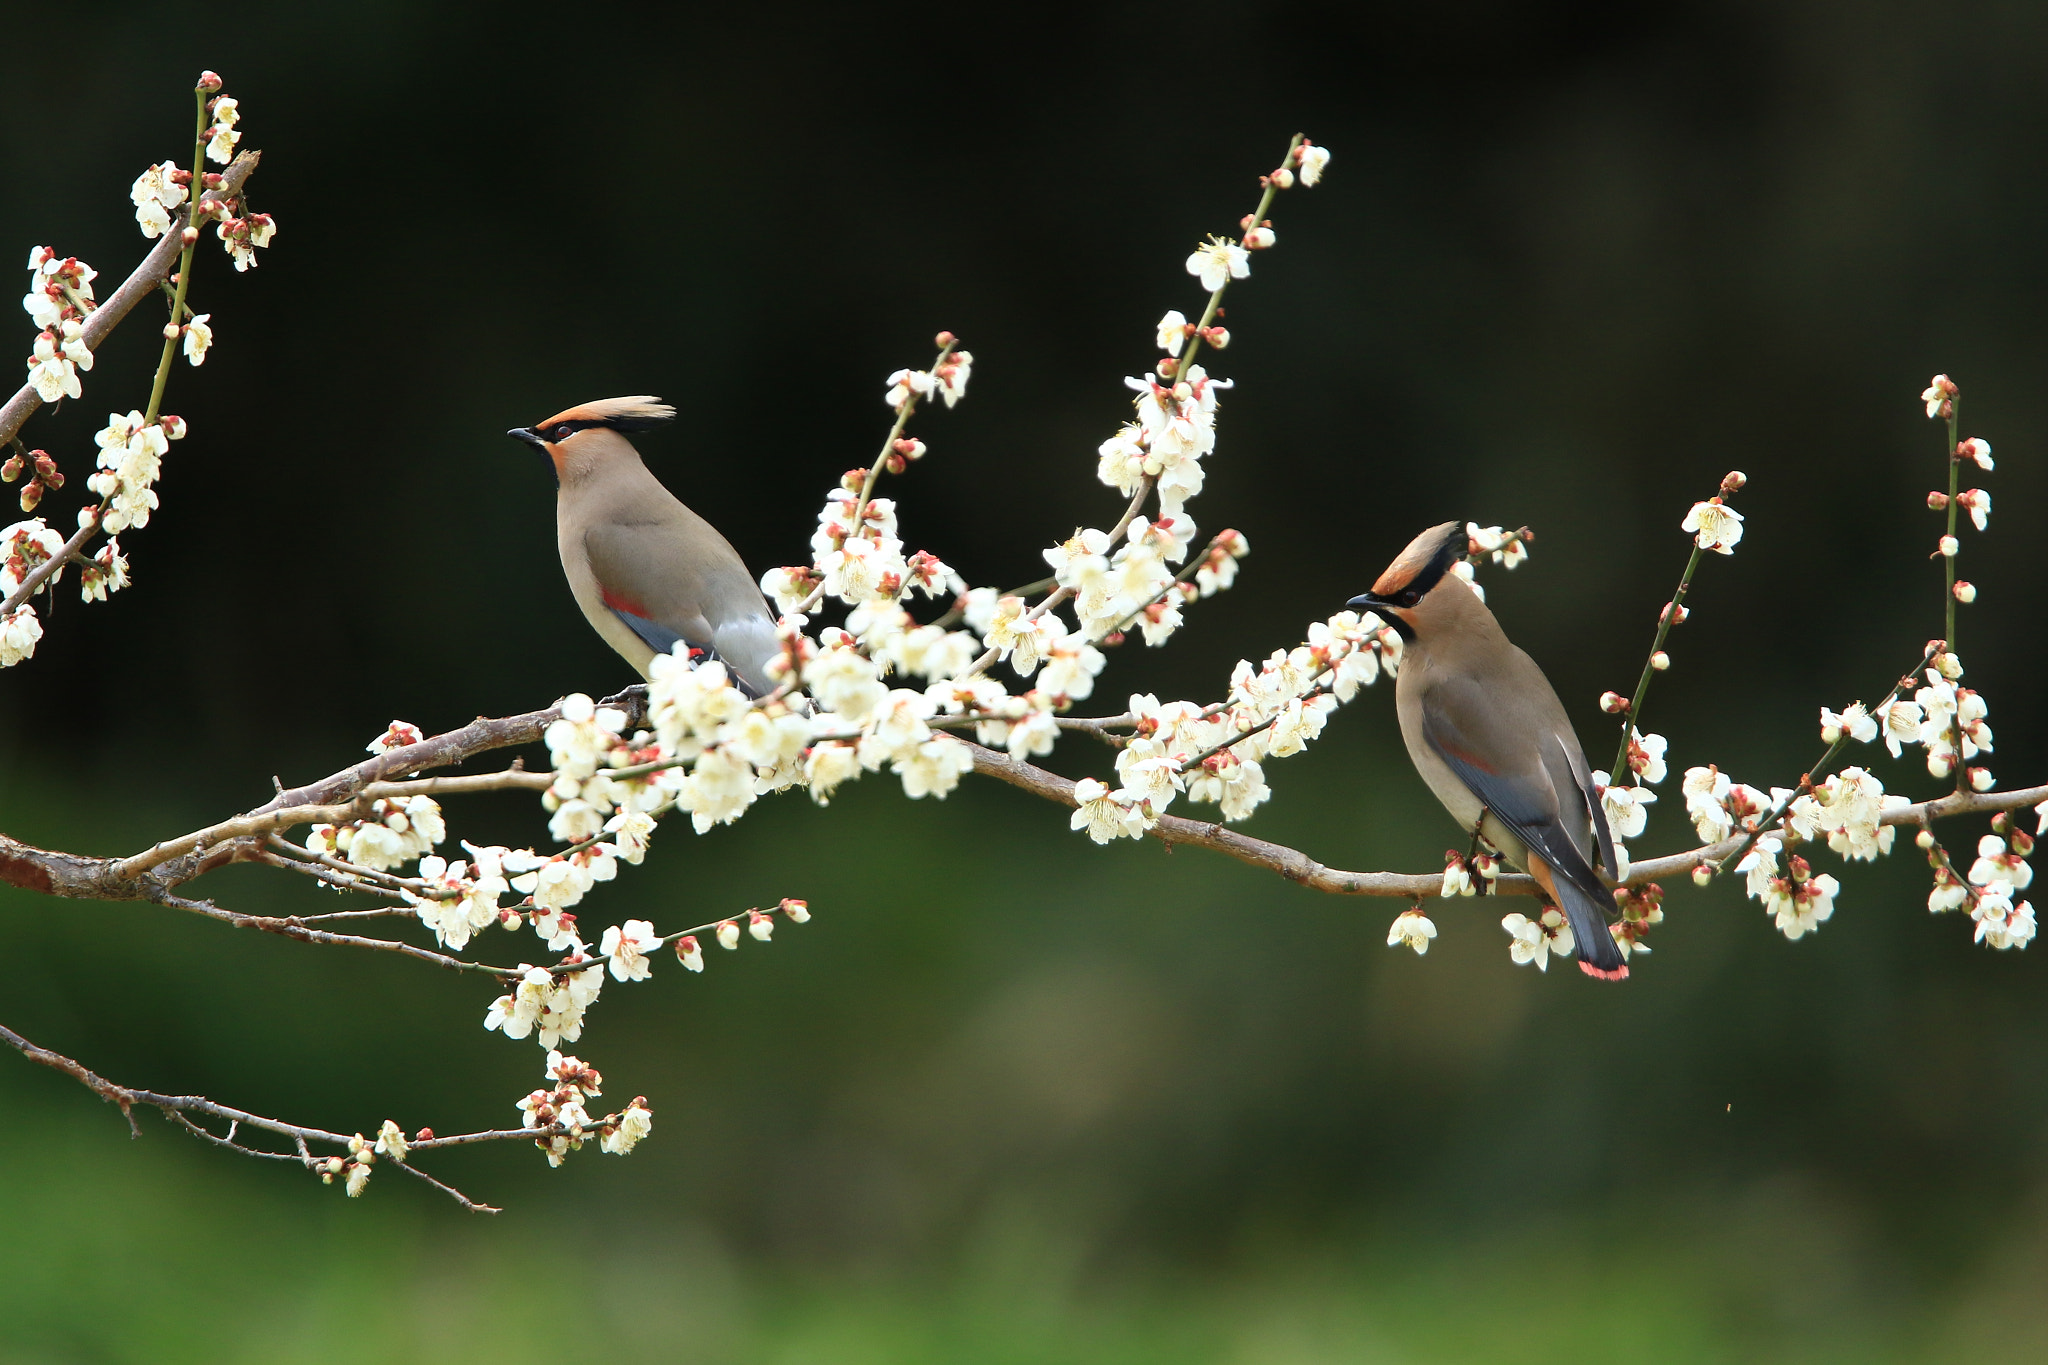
[1350,521,1628,980]
[507,397,780,694]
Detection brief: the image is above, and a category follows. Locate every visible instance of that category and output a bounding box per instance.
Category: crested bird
[507,396,781,696]
[1349,522,1629,980]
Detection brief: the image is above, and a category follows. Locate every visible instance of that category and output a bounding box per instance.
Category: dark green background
[3,2,2045,1359]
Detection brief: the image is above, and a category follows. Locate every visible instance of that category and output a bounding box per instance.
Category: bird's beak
[1346,592,1384,611]
[505,426,545,448]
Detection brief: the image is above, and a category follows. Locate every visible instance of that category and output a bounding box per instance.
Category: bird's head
[1346,520,1466,641]
[506,396,676,485]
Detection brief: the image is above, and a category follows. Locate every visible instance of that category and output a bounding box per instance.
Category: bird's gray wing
[1420,672,1626,974]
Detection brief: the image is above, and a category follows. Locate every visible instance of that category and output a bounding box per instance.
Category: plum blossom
[130,160,188,238]
[1682,499,1744,554]
[601,1097,653,1155]
[600,920,661,982]
[1971,889,2036,951]
[1596,775,1656,840]
[0,604,42,667]
[1388,909,1437,955]
[1957,437,1993,470]
[1185,237,1250,291]
[1297,142,1331,186]
[1820,703,1878,746]
[1501,908,1574,970]
[1071,778,1145,844]
[1155,309,1189,354]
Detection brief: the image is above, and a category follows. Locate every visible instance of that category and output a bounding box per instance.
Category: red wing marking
[600,585,649,617]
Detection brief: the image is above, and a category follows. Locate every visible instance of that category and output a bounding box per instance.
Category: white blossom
[1820,703,1878,746]
[1501,908,1574,970]
[1298,142,1332,186]
[1185,237,1250,291]
[1682,500,1744,554]
[1071,777,1145,844]
[0,605,43,667]
[601,1097,653,1155]
[1388,909,1437,955]
[600,919,661,982]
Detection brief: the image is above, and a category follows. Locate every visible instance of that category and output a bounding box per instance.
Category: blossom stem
[1608,540,1705,783]
[1942,397,1965,795]
[794,337,958,617]
[139,88,211,428]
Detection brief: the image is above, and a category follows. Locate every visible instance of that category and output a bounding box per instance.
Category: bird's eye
[551,424,576,441]
[1396,589,1422,608]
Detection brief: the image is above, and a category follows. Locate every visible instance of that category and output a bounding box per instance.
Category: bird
[1348,521,1629,980]
[506,396,781,696]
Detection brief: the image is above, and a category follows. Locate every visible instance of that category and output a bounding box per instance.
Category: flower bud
[1969,767,1994,791]
[0,456,19,483]
[892,437,925,460]
[884,453,907,475]
[1720,470,1747,495]
[1243,225,1276,249]
[748,909,774,940]
[715,919,741,950]
[19,483,42,513]
[1927,491,1950,510]
[1939,535,1959,557]
[1692,863,1715,887]
[675,935,704,972]
[1953,581,1976,603]
[1204,326,1230,349]
[933,330,956,348]
[181,225,199,246]
[1268,167,1295,189]
[1915,829,1936,849]
[197,70,223,92]
[780,897,811,923]
[1661,601,1688,626]
[1650,651,1670,671]
[1599,691,1630,714]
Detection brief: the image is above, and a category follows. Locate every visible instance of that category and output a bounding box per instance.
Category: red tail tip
[1579,960,1630,982]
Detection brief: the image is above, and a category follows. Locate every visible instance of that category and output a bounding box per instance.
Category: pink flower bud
[780,897,811,923]
[1953,580,1976,602]
[1914,829,1936,850]
[163,322,182,340]
[1243,225,1276,249]
[1692,864,1714,887]
[0,456,19,484]
[1720,470,1747,495]
[1599,691,1630,715]
[197,70,223,92]
[1939,535,1959,557]
[1268,167,1295,189]
[1650,651,1670,671]
[1927,491,1949,510]
[19,482,43,513]
[1204,326,1230,349]
[675,935,704,972]
[180,225,199,246]
[933,330,956,348]
[1969,767,1995,792]
[715,919,741,950]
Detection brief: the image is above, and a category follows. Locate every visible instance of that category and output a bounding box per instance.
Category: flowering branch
[0,1020,642,1213]
[0,150,260,450]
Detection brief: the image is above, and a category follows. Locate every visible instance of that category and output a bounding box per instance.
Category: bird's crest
[535,395,676,434]
[1370,520,1464,597]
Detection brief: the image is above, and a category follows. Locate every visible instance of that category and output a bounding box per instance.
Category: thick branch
[962,741,2048,899]
[0,151,262,447]
[0,686,645,901]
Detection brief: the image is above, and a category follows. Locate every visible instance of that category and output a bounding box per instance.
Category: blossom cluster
[22,248,96,402]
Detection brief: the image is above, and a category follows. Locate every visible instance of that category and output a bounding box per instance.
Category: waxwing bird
[507,397,781,696]
[1349,522,1629,980]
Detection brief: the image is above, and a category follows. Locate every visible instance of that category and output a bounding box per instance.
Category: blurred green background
[4,1,2047,1360]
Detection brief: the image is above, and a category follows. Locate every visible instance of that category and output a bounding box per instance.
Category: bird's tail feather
[1530,853,1630,980]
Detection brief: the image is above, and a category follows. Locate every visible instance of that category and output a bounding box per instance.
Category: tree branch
[961,740,2048,900]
